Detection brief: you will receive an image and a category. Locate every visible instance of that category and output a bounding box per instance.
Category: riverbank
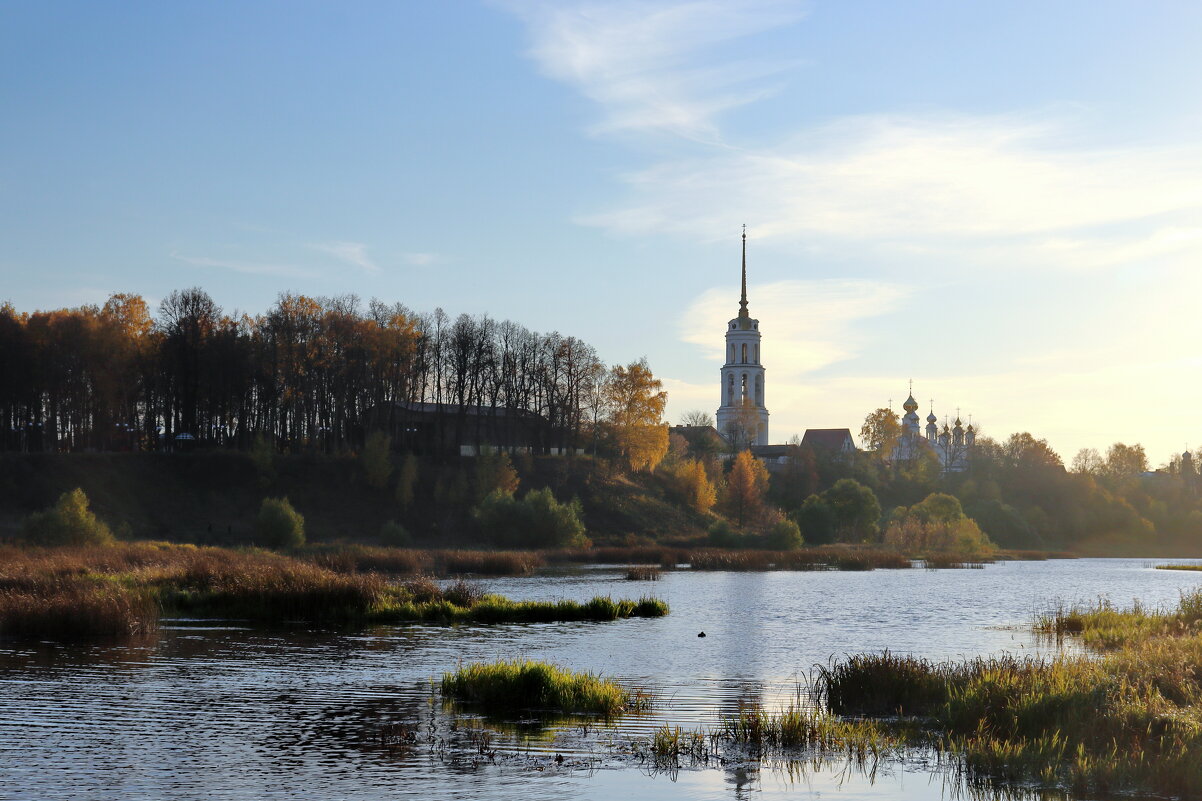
[817,589,1202,798]
[0,543,667,639]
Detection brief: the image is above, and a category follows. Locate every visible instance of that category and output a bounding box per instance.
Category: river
[2,558,1200,800]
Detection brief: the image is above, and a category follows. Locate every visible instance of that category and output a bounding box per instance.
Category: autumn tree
[860,408,901,456]
[1104,442,1148,480]
[722,450,770,527]
[604,359,669,471]
[680,409,714,427]
[1071,447,1103,475]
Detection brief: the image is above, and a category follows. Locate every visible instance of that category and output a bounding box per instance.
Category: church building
[715,228,770,447]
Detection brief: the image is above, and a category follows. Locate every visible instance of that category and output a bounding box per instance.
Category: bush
[380,519,411,546]
[764,519,804,550]
[22,488,115,546]
[475,487,590,548]
[794,495,835,544]
[362,431,393,490]
[256,496,305,548]
[707,518,746,548]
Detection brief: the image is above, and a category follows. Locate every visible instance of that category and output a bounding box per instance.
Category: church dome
[926,410,937,423]
[903,394,919,413]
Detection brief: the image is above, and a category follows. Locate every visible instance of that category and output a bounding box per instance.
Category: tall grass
[817,590,1202,797]
[440,660,650,716]
[0,543,668,638]
[687,547,913,571]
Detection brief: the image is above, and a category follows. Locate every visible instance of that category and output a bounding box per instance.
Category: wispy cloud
[308,241,380,273]
[170,252,315,279]
[502,0,806,140]
[581,114,1202,271]
[679,278,909,377]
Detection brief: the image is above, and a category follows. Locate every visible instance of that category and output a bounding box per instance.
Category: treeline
[677,416,1202,555]
[0,289,623,455]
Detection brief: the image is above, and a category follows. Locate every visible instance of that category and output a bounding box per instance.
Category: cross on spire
[739,224,749,317]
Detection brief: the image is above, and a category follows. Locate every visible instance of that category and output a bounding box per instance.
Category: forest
[0,289,617,456]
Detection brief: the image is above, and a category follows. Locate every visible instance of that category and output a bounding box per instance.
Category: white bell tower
[715,227,769,447]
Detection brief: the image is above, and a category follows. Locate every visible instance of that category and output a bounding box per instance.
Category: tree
[667,458,717,514]
[474,448,520,502]
[362,431,393,489]
[1104,442,1148,480]
[724,397,762,452]
[794,495,836,544]
[680,409,714,427]
[722,450,769,527]
[475,487,589,548]
[1071,447,1103,475]
[765,519,804,550]
[604,359,669,471]
[823,478,881,542]
[860,408,901,456]
[22,488,115,546]
[909,492,964,524]
[395,453,419,509]
[256,496,305,548]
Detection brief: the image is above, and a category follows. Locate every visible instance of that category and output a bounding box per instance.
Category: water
[2,559,1200,801]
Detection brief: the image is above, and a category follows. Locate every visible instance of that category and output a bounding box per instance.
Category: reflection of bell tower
[715,227,769,447]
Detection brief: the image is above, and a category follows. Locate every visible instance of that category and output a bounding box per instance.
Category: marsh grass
[624,566,660,581]
[687,547,913,572]
[1157,563,1202,571]
[0,544,668,638]
[440,660,651,717]
[819,590,1202,797]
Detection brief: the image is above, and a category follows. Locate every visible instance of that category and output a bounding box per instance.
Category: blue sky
[3,1,1202,464]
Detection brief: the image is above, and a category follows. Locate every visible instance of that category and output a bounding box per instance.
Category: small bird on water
[697,631,706,638]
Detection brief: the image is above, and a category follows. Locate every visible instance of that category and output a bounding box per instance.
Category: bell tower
[715,227,769,447]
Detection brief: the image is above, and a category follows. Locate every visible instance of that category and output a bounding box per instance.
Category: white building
[715,228,770,447]
[892,388,975,473]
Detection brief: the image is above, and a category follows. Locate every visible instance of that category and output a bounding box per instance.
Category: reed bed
[1157,563,1202,572]
[817,590,1202,798]
[625,566,660,581]
[0,543,668,638]
[440,659,651,716]
[717,702,898,756]
[686,547,913,572]
[922,553,986,569]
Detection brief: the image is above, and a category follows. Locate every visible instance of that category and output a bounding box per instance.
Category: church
[706,229,971,473]
[708,229,855,464]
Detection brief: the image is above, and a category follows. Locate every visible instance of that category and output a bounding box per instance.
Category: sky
[3,1,1202,466]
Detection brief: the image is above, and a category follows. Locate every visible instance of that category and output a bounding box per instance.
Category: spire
[739,224,749,318]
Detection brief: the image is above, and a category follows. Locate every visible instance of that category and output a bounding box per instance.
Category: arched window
[729,344,735,363]
[741,343,747,363]
[754,344,759,363]
[727,373,734,405]
[741,373,748,401]
[755,375,763,406]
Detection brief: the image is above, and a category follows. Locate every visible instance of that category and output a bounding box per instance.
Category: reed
[440,659,650,716]
[1157,563,1202,571]
[0,543,669,637]
[433,550,543,576]
[624,566,660,581]
[818,591,1202,797]
[717,702,898,757]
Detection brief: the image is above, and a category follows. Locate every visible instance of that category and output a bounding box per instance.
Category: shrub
[249,433,276,486]
[362,431,393,490]
[395,453,419,509]
[256,496,305,548]
[22,488,115,546]
[794,495,835,544]
[380,519,411,546]
[764,519,804,551]
[475,487,590,549]
[706,518,745,548]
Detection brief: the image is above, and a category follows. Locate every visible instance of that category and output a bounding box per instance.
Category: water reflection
[1,558,1200,800]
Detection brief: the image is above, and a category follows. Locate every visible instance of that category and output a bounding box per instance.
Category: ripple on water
[2,558,1200,800]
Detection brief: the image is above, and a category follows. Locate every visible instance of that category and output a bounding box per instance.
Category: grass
[687,547,914,572]
[817,590,1202,798]
[625,566,660,581]
[440,659,651,717]
[0,543,668,639]
[1157,563,1202,571]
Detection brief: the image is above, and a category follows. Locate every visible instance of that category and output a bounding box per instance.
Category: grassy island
[0,543,667,639]
[440,659,650,717]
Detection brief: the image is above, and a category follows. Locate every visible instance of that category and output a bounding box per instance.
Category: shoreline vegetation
[0,543,668,640]
[807,590,1202,798]
[440,660,651,717]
